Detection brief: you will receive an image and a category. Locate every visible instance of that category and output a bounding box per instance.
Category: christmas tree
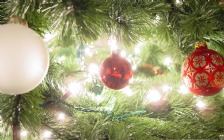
[0,0,224,140]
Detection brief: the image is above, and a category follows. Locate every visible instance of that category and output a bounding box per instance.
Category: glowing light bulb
[176,0,181,4]
[57,112,65,121]
[88,63,99,75]
[43,130,52,139]
[85,48,93,57]
[196,101,206,109]
[179,85,189,94]
[129,78,134,83]
[146,89,162,102]
[164,57,172,66]
[122,87,134,96]
[132,65,137,71]
[134,47,140,54]
[44,32,56,42]
[120,50,127,57]
[20,130,28,137]
[162,84,172,92]
[95,95,104,103]
[68,81,81,95]
[87,45,94,48]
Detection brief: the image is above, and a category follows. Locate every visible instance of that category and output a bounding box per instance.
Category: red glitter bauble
[181,42,224,96]
[99,51,133,90]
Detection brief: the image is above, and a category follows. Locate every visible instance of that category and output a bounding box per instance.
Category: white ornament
[0,24,49,95]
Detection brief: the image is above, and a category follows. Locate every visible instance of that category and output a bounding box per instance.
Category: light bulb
[95,95,104,103]
[68,81,81,95]
[129,78,134,83]
[134,47,140,54]
[120,50,127,57]
[196,101,206,109]
[179,85,189,94]
[87,45,94,48]
[176,0,181,4]
[146,89,162,102]
[122,87,134,96]
[43,130,52,138]
[57,112,65,121]
[132,65,137,71]
[85,48,93,57]
[20,130,28,137]
[88,63,99,75]
[44,32,56,42]
[162,84,172,92]
[164,57,172,66]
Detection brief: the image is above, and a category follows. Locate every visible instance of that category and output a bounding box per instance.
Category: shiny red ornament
[99,51,133,90]
[181,42,224,96]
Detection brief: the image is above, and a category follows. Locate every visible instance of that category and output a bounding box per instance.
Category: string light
[87,45,94,48]
[44,32,56,42]
[129,78,134,83]
[132,64,137,71]
[134,42,143,54]
[163,56,172,66]
[122,87,134,96]
[196,101,206,109]
[20,130,28,137]
[43,130,52,139]
[68,81,81,95]
[179,85,189,94]
[120,50,127,57]
[95,95,104,104]
[162,84,172,92]
[176,0,181,4]
[85,48,93,57]
[134,47,140,54]
[88,63,99,75]
[146,89,162,102]
[57,112,65,121]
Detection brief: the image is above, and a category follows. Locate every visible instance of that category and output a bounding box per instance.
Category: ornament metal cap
[7,16,28,27]
[195,42,208,49]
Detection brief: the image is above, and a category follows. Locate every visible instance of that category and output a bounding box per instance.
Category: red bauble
[99,51,133,90]
[181,42,224,96]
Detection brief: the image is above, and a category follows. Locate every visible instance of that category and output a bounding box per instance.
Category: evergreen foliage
[0,0,224,139]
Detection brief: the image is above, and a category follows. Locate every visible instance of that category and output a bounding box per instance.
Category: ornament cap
[195,42,208,49]
[7,16,28,27]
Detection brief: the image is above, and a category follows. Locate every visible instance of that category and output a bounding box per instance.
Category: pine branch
[3,0,50,36]
[0,1,9,24]
[12,95,21,140]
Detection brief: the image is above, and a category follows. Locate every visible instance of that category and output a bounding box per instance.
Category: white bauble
[0,24,49,95]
